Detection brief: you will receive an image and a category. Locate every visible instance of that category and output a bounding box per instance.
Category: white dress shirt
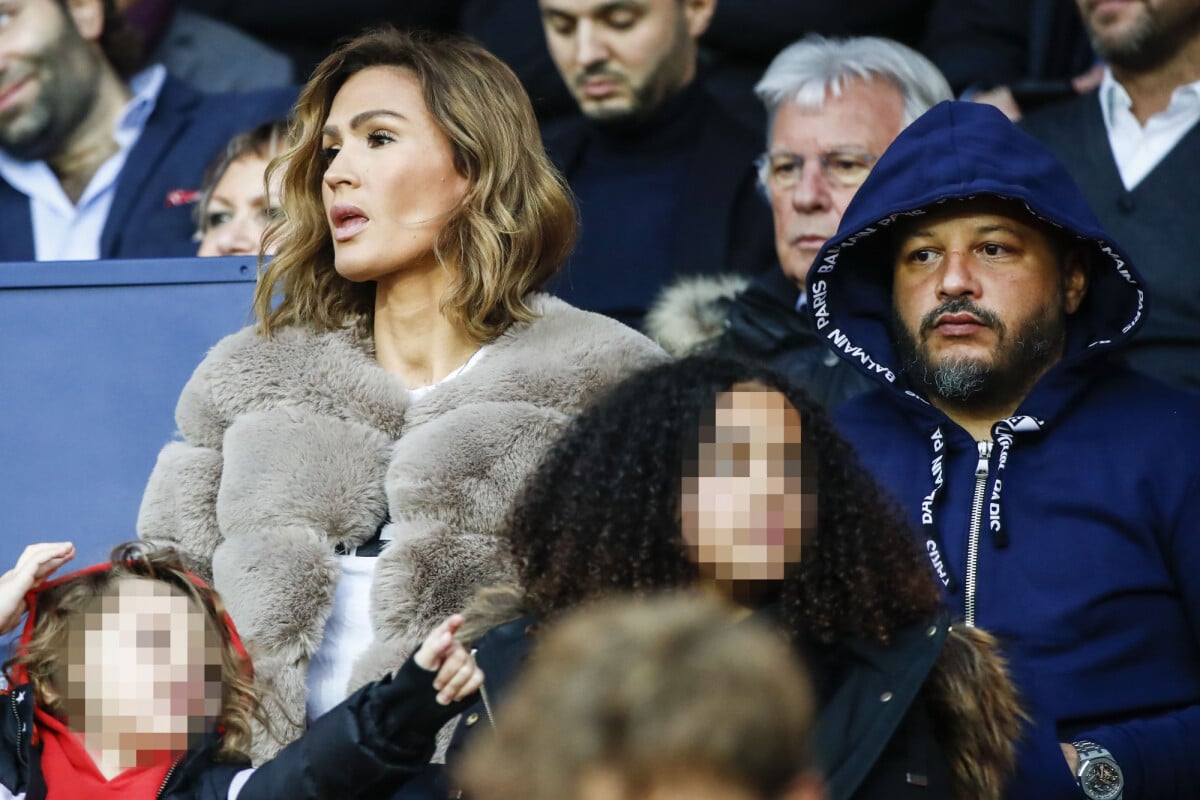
[1099,68,1200,190]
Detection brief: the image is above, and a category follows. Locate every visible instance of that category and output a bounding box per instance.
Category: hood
[806,100,1146,399]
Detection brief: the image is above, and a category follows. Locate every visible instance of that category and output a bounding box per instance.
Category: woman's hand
[0,542,75,634]
[414,614,485,705]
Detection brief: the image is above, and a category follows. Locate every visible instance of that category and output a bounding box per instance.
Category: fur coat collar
[138,294,664,760]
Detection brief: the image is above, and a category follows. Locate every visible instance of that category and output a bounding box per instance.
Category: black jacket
[0,658,467,800]
[644,268,874,409]
[803,618,953,800]
[716,268,876,409]
[543,82,775,328]
[407,614,953,800]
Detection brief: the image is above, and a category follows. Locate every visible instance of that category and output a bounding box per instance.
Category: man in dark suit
[536,0,775,329]
[0,0,294,261]
[1022,0,1200,391]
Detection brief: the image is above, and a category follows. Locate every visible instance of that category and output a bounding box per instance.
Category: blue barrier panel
[0,257,258,566]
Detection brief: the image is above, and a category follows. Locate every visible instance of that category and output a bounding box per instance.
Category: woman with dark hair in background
[447,355,1023,800]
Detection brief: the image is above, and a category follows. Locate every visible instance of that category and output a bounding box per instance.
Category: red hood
[8,561,251,686]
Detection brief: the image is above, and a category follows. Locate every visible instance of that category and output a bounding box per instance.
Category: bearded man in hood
[811,100,1200,800]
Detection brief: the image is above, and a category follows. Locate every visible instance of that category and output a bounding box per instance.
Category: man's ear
[65,0,105,44]
[683,0,717,39]
[1063,248,1088,315]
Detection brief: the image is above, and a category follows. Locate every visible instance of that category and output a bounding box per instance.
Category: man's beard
[0,28,101,160]
[573,16,692,127]
[892,296,1066,411]
[1086,1,1200,72]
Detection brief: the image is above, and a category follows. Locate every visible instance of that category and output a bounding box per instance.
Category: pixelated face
[680,383,815,583]
[197,152,281,257]
[765,78,905,286]
[890,198,1087,407]
[320,66,469,283]
[1076,0,1200,71]
[62,577,223,767]
[538,0,713,121]
[0,0,105,160]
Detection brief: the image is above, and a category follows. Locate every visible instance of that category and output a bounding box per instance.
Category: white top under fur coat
[137,294,665,761]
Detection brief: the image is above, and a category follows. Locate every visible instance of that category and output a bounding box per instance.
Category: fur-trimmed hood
[138,294,664,761]
[928,624,1025,800]
[644,273,750,357]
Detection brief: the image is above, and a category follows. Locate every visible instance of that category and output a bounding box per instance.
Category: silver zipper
[10,691,22,761]
[964,440,993,628]
[478,682,497,730]
[156,755,182,799]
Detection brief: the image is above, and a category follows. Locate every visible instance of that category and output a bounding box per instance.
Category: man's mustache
[918,297,1005,337]
[574,65,626,88]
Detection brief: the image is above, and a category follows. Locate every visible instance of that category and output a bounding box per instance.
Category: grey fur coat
[137,294,664,760]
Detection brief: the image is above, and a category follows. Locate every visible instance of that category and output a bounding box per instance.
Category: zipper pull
[975,440,992,477]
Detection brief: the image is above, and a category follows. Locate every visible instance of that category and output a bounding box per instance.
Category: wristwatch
[1072,740,1123,800]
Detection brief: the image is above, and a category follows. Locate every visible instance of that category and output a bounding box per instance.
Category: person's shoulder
[1087,365,1200,430]
[159,739,252,800]
[515,293,668,362]
[540,114,589,165]
[1020,90,1099,138]
[644,273,749,357]
[695,86,763,153]
[462,295,666,411]
[190,81,298,115]
[834,386,910,428]
[199,322,339,365]
[158,74,296,126]
[176,323,399,446]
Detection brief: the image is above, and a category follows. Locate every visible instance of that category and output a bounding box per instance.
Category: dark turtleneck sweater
[545,80,772,330]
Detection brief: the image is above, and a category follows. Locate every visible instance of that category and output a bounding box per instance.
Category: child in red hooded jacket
[0,541,483,800]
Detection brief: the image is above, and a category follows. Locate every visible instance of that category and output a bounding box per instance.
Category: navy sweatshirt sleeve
[1070,466,1200,800]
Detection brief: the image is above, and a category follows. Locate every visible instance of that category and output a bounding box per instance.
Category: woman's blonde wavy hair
[5,543,264,763]
[256,28,577,343]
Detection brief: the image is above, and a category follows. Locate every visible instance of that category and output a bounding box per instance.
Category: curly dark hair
[508,354,942,645]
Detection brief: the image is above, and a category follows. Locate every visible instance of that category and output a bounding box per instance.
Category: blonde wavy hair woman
[139,27,663,763]
[257,27,576,348]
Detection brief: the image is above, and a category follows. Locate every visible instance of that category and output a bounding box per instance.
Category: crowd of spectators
[2,1,1199,799]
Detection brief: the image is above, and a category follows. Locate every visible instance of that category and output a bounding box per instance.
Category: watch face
[1082,761,1123,800]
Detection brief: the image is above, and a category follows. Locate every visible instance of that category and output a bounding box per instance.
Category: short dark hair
[55,0,144,77]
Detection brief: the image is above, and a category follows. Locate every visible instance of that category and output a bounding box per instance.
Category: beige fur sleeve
[136,440,224,581]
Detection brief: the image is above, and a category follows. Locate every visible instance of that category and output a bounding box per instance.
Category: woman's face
[320,65,470,283]
[681,383,815,584]
[196,153,279,257]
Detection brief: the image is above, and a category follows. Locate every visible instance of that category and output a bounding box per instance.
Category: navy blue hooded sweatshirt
[808,101,1200,799]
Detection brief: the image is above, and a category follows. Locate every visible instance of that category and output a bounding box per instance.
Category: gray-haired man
[646,34,951,409]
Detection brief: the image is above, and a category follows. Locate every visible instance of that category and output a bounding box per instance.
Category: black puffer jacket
[645,268,875,409]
